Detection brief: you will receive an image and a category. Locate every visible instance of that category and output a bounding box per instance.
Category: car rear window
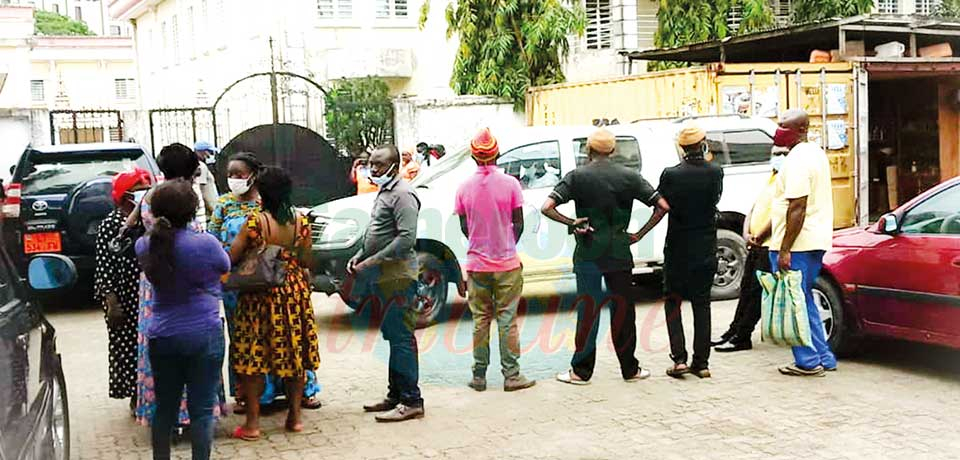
[18,149,152,195]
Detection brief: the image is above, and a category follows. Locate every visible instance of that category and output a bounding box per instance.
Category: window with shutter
[586,0,612,50]
[172,15,180,64]
[915,0,941,15]
[30,80,44,103]
[115,79,136,100]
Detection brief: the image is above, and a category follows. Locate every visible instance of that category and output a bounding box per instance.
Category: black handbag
[223,244,286,292]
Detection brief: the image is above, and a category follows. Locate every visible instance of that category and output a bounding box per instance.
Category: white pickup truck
[309,115,778,327]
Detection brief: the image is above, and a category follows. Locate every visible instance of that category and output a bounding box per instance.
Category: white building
[0,0,133,36]
[0,5,138,166]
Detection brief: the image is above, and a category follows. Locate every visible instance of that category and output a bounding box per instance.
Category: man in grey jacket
[348,144,424,422]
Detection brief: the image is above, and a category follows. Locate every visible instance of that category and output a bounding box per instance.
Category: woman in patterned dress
[208,153,321,413]
[127,143,228,427]
[229,167,320,440]
[94,168,153,413]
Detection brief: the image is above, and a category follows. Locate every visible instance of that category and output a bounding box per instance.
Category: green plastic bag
[757,270,814,348]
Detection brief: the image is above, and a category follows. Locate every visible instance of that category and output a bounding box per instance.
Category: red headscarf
[111,168,153,206]
[773,127,801,148]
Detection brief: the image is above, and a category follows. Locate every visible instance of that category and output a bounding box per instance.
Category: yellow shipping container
[527,63,860,229]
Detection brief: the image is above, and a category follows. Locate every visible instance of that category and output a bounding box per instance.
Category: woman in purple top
[135,179,229,460]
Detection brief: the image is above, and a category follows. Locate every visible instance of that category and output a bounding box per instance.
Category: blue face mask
[771,155,785,172]
[367,163,396,186]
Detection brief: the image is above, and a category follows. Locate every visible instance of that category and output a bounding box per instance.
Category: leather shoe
[711,333,735,347]
[362,398,398,413]
[715,341,753,353]
[374,404,425,422]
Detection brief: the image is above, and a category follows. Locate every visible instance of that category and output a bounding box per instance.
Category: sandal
[555,369,590,386]
[301,396,322,410]
[689,367,712,379]
[666,363,689,378]
[231,426,260,441]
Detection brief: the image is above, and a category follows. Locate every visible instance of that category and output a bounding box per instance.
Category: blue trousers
[769,250,837,370]
[149,328,224,460]
[370,277,423,407]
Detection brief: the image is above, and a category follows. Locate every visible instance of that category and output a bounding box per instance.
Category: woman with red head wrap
[94,168,154,412]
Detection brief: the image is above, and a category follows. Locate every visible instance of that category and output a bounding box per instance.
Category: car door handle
[953,257,960,268]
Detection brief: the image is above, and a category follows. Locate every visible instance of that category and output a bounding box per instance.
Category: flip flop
[666,363,690,378]
[555,370,590,386]
[285,419,304,433]
[231,426,260,441]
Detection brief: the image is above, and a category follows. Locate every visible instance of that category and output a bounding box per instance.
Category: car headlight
[312,216,361,250]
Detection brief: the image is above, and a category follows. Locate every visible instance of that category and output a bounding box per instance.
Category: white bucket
[875,41,906,58]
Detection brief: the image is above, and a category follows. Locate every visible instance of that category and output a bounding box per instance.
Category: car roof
[633,115,778,135]
[493,124,656,148]
[29,142,147,154]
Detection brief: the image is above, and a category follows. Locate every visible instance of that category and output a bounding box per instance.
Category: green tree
[791,0,874,23]
[421,0,586,108]
[324,77,393,158]
[935,0,960,18]
[34,10,94,36]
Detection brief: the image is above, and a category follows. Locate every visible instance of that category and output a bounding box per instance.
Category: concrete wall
[394,96,525,155]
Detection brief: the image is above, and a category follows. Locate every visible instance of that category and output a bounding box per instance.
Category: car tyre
[712,229,747,300]
[415,251,448,329]
[812,276,859,358]
[50,356,70,460]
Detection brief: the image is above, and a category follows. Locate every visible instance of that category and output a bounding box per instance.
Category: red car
[815,176,960,355]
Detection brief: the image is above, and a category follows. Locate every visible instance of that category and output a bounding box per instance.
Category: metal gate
[148,107,216,154]
[48,109,123,145]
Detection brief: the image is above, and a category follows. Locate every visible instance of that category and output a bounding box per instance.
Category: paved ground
[51,289,960,460]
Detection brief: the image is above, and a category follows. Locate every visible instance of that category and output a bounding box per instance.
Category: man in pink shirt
[455,128,536,393]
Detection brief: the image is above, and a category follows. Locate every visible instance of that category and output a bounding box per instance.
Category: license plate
[24,232,62,254]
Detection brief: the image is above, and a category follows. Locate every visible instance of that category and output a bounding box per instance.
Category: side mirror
[27,255,78,292]
[880,214,899,235]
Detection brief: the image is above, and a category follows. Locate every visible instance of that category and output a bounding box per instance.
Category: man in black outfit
[541,128,668,385]
[635,121,723,378]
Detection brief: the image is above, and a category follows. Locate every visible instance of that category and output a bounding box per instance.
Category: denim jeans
[467,268,523,378]
[149,327,225,460]
[570,264,639,381]
[356,275,423,408]
[769,250,837,370]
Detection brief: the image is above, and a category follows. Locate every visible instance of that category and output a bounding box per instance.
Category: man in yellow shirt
[769,110,837,377]
[714,145,788,353]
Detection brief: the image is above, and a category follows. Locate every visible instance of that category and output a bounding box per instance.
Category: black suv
[4,143,160,284]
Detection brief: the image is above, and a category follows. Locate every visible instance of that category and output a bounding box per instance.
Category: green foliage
[421,0,586,108]
[739,0,776,33]
[34,10,94,36]
[791,0,874,23]
[935,0,960,18]
[650,0,737,71]
[324,77,393,158]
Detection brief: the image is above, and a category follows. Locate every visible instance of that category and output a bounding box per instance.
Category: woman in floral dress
[129,143,228,426]
[208,152,321,413]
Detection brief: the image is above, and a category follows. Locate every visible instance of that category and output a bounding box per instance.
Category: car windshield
[410,144,470,189]
[20,150,150,195]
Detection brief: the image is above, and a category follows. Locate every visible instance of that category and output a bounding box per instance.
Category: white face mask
[228,177,252,196]
[367,164,396,186]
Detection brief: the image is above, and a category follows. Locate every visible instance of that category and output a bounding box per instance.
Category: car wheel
[415,251,448,329]
[812,276,857,357]
[50,357,70,460]
[712,229,747,300]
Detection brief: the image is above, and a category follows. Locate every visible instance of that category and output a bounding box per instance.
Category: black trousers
[723,246,770,342]
[664,266,713,369]
[570,267,639,381]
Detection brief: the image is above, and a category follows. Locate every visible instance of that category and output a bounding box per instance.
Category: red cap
[111,168,153,205]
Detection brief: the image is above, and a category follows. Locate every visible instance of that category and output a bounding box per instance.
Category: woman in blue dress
[207,152,321,412]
